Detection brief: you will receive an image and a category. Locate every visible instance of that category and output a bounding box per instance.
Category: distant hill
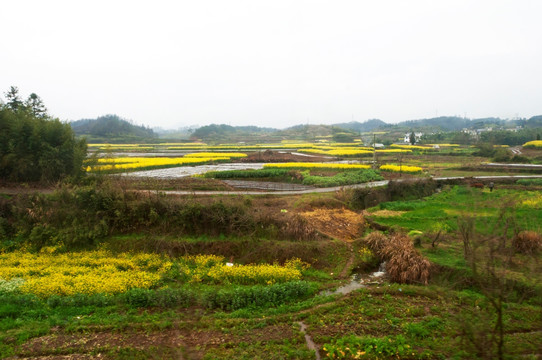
[525,115,542,128]
[278,124,359,141]
[190,124,278,142]
[70,115,157,142]
[333,116,522,132]
[333,119,387,133]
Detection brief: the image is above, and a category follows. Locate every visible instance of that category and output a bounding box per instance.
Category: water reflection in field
[121,163,266,178]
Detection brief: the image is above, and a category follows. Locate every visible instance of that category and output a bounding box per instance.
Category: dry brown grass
[512,231,542,254]
[364,232,432,285]
[300,208,365,242]
[364,231,388,253]
[281,214,321,241]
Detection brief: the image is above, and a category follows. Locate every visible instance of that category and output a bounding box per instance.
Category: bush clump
[513,231,541,254]
[364,232,432,284]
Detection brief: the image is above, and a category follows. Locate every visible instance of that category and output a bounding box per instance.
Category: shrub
[364,232,388,254]
[364,232,432,285]
[349,187,389,210]
[492,148,512,162]
[512,231,541,254]
[387,179,437,201]
[510,155,531,163]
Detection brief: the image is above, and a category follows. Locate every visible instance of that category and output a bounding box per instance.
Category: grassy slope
[2,186,542,359]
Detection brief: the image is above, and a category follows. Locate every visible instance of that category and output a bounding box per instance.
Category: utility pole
[373,133,377,169]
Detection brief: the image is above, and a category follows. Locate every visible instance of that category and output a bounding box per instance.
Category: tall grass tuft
[364,232,432,285]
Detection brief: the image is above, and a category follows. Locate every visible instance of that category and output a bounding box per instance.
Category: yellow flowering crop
[86,156,233,172]
[177,254,305,285]
[263,162,371,170]
[390,144,434,151]
[314,146,373,151]
[522,193,542,208]
[326,149,373,156]
[523,140,542,149]
[300,149,333,155]
[0,250,171,297]
[183,152,247,158]
[379,164,423,173]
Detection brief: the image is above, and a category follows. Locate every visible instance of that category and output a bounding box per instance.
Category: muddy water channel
[322,263,387,296]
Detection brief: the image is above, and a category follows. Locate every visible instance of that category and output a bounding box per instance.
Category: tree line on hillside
[422,128,541,146]
[70,114,157,143]
[0,87,87,183]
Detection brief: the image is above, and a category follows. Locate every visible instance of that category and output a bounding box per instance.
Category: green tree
[25,93,48,118]
[409,131,416,145]
[0,87,87,182]
[4,86,23,111]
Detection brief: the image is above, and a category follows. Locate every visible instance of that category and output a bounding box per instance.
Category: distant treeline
[70,114,157,143]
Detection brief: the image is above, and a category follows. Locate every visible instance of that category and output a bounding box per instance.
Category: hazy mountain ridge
[331,115,542,133]
[69,114,542,142]
[71,115,157,142]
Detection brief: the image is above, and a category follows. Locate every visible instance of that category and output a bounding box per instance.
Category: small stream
[298,321,321,360]
[322,262,387,296]
[299,263,387,359]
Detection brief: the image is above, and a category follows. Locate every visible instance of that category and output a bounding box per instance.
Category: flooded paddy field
[121,162,267,178]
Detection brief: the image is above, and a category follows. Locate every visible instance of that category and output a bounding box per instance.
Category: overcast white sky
[1,0,541,129]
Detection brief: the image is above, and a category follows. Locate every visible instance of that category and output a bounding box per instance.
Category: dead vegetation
[300,208,365,242]
[364,232,432,284]
[512,230,542,254]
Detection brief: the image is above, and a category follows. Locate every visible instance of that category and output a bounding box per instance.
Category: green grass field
[1,185,541,359]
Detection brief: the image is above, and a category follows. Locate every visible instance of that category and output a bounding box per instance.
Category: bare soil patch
[15,324,297,360]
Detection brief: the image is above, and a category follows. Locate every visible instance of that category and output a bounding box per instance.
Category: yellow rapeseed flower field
[177,254,306,285]
[390,144,434,151]
[375,149,412,153]
[183,152,247,158]
[523,140,542,148]
[87,155,235,172]
[0,250,171,297]
[263,162,371,170]
[379,164,423,173]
